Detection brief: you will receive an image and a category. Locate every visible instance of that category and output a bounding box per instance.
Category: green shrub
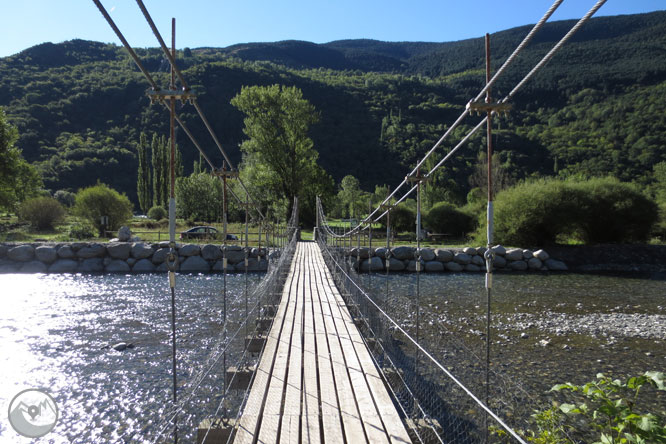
[68,221,96,240]
[390,204,416,233]
[425,202,476,236]
[17,196,66,230]
[476,178,658,246]
[73,184,133,236]
[54,190,76,207]
[147,205,167,221]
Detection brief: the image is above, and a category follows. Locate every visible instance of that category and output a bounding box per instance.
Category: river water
[0,273,263,443]
[0,271,664,443]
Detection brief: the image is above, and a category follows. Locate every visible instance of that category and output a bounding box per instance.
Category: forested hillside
[1,10,665,206]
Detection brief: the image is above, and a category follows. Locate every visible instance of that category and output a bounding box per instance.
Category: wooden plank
[301,243,322,443]
[312,246,368,444]
[315,250,412,444]
[317,260,390,444]
[309,244,346,444]
[258,245,304,443]
[279,244,306,443]
[233,245,300,444]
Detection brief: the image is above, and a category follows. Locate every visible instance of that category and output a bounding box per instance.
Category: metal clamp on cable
[414,249,422,272]
[167,249,178,287]
[483,248,495,288]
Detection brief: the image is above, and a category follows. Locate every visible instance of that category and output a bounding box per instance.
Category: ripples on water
[0,272,263,443]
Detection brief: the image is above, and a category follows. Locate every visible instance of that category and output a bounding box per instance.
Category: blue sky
[1,1,664,58]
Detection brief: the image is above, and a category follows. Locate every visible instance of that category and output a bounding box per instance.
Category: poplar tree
[136,132,151,213]
[151,133,164,208]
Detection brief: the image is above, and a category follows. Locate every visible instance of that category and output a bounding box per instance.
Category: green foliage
[73,183,133,235]
[231,84,332,223]
[338,175,366,219]
[391,205,416,233]
[480,178,658,246]
[548,372,666,444]
[54,189,76,207]
[425,201,476,236]
[147,205,167,221]
[137,132,151,214]
[68,221,96,240]
[17,196,66,230]
[175,172,223,223]
[0,107,42,210]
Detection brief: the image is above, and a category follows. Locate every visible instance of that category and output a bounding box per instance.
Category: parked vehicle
[179,226,239,241]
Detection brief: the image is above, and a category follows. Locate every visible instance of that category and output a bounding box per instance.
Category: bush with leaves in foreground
[73,184,133,236]
[514,372,666,444]
[425,201,477,237]
[18,196,66,231]
[147,205,167,221]
[478,177,658,246]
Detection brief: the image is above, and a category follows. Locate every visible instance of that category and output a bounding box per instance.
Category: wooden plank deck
[233,241,411,444]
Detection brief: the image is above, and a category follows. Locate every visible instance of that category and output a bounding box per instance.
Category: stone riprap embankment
[0,242,269,274]
[347,245,568,273]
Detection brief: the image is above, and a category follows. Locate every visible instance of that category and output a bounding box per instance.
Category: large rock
[509,260,528,271]
[48,259,78,273]
[505,248,524,261]
[387,258,405,271]
[528,257,543,270]
[118,226,132,242]
[523,249,534,260]
[131,243,154,259]
[201,244,222,261]
[77,243,106,259]
[152,248,170,264]
[256,258,269,271]
[534,249,550,261]
[424,260,444,272]
[392,246,415,261]
[434,249,454,262]
[237,257,264,271]
[471,255,485,266]
[20,261,47,273]
[179,244,201,257]
[225,249,246,264]
[7,245,35,262]
[132,259,156,273]
[453,253,472,265]
[492,245,506,256]
[357,248,371,259]
[406,259,425,272]
[445,262,464,272]
[0,264,18,272]
[545,259,568,271]
[212,260,229,272]
[462,247,477,255]
[0,245,7,258]
[180,256,210,273]
[492,255,507,268]
[465,264,482,272]
[35,246,58,264]
[80,258,104,272]
[360,257,383,272]
[106,260,131,273]
[418,248,435,262]
[252,247,267,258]
[107,242,132,260]
[57,245,75,259]
[374,247,389,258]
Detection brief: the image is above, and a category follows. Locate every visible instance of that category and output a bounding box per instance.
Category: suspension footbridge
[231,241,411,444]
[85,1,611,442]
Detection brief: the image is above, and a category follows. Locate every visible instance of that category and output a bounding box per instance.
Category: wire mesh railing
[317,232,531,443]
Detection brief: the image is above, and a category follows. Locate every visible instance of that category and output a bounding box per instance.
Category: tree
[73,183,133,236]
[151,133,165,209]
[137,132,151,214]
[18,197,66,231]
[338,175,364,219]
[231,84,331,222]
[175,172,223,223]
[0,107,42,211]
